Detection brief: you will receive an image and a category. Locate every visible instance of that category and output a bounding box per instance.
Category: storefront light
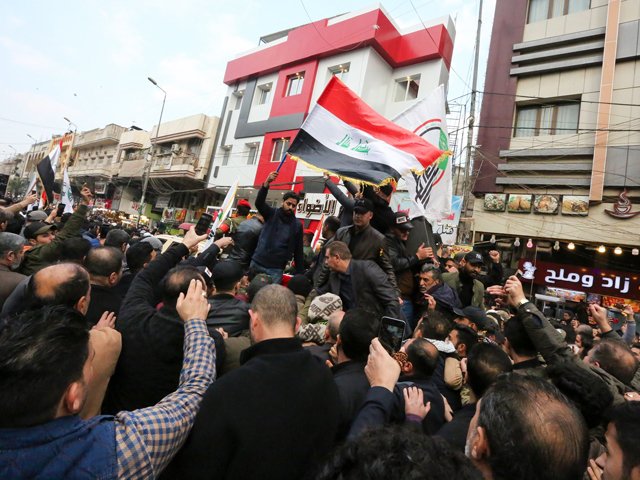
[490,234,496,244]
[597,245,606,253]
[632,248,639,256]
[614,246,623,255]
[553,241,560,251]
[513,237,520,247]
[526,239,533,249]
[567,242,575,250]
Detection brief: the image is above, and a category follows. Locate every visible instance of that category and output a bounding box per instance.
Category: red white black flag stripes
[287,77,445,186]
[36,142,61,206]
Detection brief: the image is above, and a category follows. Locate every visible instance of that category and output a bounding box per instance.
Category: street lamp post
[63,117,78,133]
[136,76,167,228]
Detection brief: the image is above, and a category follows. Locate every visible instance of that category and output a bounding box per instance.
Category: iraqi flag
[287,77,444,186]
[36,142,61,206]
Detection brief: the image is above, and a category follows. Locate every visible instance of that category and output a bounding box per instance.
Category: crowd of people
[0,171,639,480]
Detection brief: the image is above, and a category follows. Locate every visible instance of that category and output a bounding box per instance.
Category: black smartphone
[379,316,406,353]
[194,213,213,235]
[56,203,66,217]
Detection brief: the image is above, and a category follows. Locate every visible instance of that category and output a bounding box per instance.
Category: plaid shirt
[114,319,215,479]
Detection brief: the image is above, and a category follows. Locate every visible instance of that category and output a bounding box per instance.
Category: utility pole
[137,77,166,228]
[461,0,483,230]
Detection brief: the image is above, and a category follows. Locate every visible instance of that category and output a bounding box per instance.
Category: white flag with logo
[61,168,75,213]
[393,85,452,220]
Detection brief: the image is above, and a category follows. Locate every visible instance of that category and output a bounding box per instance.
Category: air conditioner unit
[171,143,181,153]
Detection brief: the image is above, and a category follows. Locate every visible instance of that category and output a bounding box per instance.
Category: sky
[0,0,496,161]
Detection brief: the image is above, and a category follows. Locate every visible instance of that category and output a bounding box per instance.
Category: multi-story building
[22,140,50,179]
[474,0,640,304]
[68,124,127,196]
[211,5,455,204]
[115,114,220,220]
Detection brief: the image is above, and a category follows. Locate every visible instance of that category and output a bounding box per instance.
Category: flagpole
[275,152,287,173]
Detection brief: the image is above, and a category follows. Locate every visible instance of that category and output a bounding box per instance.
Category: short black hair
[104,228,130,249]
[466,343,512,398]
[161,265,205,307]
[126,241,154,272]
[590,339,638,385]
[30,264,90,310]
[314,425,482,480]
[60,237,92,263]
[0,306,90,428]
[546,357,613,429]
[406,338,439,377]
[478,374,588,480]
[84,247,123,278]
[609,402,640,477]
[323,216,340,235]
[453,324,478,354]
[419,310,452,341]
[338,308,377,362]
[283,191,300,203]
[504,316,537,357]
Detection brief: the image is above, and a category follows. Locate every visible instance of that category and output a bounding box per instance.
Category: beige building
[475,0,640,269]
[68,124,127,189]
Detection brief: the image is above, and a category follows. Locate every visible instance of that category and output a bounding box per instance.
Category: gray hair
[420,263,442,281]
[0,232,25,257]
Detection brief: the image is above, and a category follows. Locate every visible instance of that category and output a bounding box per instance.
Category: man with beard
[442,251,486,309]
[250,171,304,284]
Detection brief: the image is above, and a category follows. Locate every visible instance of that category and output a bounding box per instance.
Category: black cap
[24,221,57,240]
[247,273,273,302]
[211,261,244,288]
[393,212,413,231]
[464,251,484,265]
[353,198,374,213]
[453,306,492,330]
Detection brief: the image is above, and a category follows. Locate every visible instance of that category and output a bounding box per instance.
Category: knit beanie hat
[308,293,343,323]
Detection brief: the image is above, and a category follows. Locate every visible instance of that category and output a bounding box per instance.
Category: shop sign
[156,195,171,209]
[605,189,640,219]
[296,194,339,220]
[518,259,639,299]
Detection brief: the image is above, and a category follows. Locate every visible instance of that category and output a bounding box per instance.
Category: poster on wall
[561,195,589,216]
[483,193,506,212]
[533,194,559,214]
[507,194,532,213]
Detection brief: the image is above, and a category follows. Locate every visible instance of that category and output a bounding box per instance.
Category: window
[394,74,421,102]
[233,90,244,110]
[221,146,232,166]
[286,73,305,96]
[528,0,590,23]
[271,138,290,162]
[246,144,259,165]
[329,63,350,82]
[256,83,272,105]
[514,102,580,137]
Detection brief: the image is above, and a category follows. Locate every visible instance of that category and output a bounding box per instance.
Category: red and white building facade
[209,5,455,203]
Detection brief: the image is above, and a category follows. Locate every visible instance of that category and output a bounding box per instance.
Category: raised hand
[403,386,431,420]
[176,279,210,322]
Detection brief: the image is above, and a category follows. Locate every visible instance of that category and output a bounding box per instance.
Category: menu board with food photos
[507,194,532,213]
[483,193,506,212]
[561,195,589,216]
[534,194,560,214]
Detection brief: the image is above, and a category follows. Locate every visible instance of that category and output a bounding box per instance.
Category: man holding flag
[250,171,304,284]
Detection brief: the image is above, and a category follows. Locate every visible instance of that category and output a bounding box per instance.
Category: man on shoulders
[316,198,397,292]
[250,171,304,284]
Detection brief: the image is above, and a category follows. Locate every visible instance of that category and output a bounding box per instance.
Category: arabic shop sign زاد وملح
[518,259,640,300]
[296,194,340,220]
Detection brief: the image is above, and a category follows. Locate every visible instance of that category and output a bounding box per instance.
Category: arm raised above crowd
[121,228,207,316]
[3,193,37,214]
[115,280,215,478]
[255,172,277,220]
[324,174,355,210]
